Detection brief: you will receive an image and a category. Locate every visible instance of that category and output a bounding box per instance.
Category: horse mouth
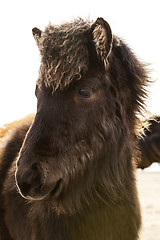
[48,179,62,199]
[19,179,63,201]
[38,178,63,201]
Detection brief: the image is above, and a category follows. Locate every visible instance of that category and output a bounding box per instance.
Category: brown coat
[0,18,149,240]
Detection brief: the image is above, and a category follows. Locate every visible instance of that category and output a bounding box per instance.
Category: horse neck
[32,201,111,240]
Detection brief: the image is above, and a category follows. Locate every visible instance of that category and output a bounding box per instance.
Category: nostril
[32,172,44,189]
[32,162,42,171]
[32,163,43,175]
[31,163,44,188]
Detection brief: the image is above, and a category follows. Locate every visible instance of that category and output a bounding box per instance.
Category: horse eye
[78,88,92,98]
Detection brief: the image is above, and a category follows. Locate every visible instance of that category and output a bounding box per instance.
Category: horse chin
[20,194,46,201]
[17,187,48,201]
[17,179,63,201]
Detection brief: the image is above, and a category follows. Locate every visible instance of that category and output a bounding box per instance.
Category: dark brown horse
[138,116,160,169]
[0,18,148,240]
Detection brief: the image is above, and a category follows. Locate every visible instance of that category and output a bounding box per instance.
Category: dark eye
[78,88,92,98]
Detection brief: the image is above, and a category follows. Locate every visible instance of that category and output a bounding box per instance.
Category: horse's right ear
[32,28,42,47]
[91,18,113,67]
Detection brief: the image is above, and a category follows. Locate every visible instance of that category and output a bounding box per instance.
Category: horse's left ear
[32,27,42,47]
[91,18,113,66]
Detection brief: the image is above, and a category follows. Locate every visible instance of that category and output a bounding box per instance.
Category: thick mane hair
[36,19,90,91]
[0,18,149,240]
[109,36,148,132]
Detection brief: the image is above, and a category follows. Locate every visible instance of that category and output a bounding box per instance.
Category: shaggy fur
[34,19,90,91]
[0,116,34,240]
[0,18,149,240]
[138,116,160,169]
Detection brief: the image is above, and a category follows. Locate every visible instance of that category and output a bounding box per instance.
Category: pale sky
[0,0,160,126]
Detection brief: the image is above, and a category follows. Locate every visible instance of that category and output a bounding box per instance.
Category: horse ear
[32,28,42,47]
[91,18,113,66]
